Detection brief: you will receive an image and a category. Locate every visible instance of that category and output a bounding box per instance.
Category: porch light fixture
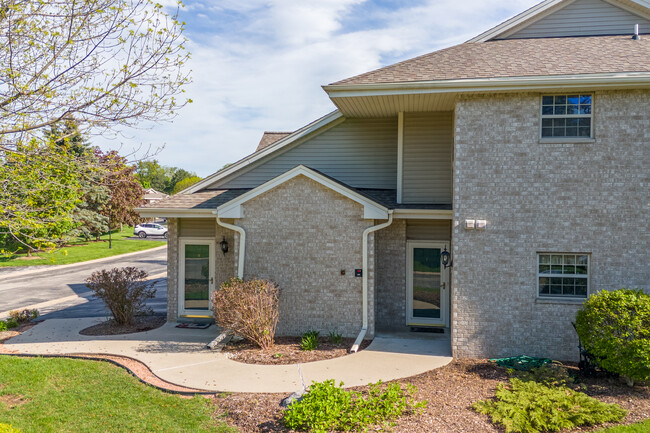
[441,246,453,269]
[220,237,229,255]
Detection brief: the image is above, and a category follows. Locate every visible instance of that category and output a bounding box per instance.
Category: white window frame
[537,253,590,299]
[540,94,594,140]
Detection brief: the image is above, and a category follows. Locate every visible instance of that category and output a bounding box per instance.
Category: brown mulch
[222,336,371,365]
[212,359,650,433]
[79,315,166,336]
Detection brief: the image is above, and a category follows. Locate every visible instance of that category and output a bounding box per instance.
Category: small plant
[273,353,283,359]
[300,330,319,351]
[212,277,280,350]
[575,288,650,386]
[283,379,426,432]
[85,267,157,326]
[0,321,7,332]
[0,423,22,433]
[8,309,39,324]
[329,330,343,344]
[5,318,18,329]
[473,378,626,433]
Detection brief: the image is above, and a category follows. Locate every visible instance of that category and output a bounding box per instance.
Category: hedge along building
[138,0,650,361]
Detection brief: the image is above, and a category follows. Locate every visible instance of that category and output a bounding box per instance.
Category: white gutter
[351,211,393,353]
[214,213,245,279]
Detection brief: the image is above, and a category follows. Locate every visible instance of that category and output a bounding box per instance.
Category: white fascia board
[466,0,650,43]
[467,0,568,43]
[393,209,453,219]
[184,111,345,194]
[216,165,389,220]
[324,72,650,98]
[135,208,215,218]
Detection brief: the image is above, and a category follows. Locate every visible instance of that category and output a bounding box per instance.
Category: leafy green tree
[167,168,195,193]
[45,120,91,157]
[0,139,84,254]
[135,160,174,192]
[172,176,202,194]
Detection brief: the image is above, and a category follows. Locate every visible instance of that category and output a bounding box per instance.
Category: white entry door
[179,239,215,317]
[406,241,449,327]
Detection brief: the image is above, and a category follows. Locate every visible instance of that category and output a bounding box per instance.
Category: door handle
[210,277,214,285]
[441,282,446,290]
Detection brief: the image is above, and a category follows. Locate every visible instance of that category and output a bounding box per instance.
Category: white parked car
[134,223,168,239]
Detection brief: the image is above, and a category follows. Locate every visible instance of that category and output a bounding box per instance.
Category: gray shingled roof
[331,35,650,85]
[256,131,292,152]
[139,189,250,210]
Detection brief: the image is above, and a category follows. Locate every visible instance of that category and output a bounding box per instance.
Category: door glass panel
[184,244,210,310]
[412,247,441,319]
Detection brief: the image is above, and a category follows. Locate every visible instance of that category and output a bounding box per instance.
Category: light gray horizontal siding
[217,118,398,189]
[504,0,650,39]
[406,220,451,241]
[402,112,453,204]
[179,218,215,237]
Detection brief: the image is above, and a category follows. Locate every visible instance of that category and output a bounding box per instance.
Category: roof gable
[469,0,650,42]
[217,165,389,220]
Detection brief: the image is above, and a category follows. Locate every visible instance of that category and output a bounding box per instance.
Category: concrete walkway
[5,318,452,393]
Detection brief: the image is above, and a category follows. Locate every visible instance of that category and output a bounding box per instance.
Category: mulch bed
[79,315,166,336]
[212,359,650,433]
[222,336,371,365]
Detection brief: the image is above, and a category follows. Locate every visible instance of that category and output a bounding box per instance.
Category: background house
[139,0,650,361]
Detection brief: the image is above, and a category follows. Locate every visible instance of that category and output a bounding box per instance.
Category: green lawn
[0,356,235,433]
[596,419,650,432]
[0,227,164,267]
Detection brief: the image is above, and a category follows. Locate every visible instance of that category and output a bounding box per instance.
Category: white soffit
[216,165,388,220]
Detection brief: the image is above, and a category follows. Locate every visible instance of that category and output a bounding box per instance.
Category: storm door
[179,239,215,317]
[406,241,449,326]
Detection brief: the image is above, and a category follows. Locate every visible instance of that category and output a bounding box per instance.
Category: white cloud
[96,0,540,176]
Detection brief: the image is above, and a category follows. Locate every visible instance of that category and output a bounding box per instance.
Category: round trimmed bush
[575,288,650,385]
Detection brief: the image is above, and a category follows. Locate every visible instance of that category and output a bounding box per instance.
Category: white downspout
[351,210,393,353]
[214,213,246,279]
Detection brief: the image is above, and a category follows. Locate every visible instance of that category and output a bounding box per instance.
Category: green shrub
[211,277,279,350]
[85,267,157,326]
[473,378,626,433]
[575,288,650,385]
[329,330,343,344]
[5,318,18,329]
[0,321,7,332]
[300,331,319,351]
[513,363,574,387]
[0,423,22,433]
[283,379,426,432]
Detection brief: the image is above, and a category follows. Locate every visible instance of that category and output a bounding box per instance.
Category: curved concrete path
[5,318,452,393]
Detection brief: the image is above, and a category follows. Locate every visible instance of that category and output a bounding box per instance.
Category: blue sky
[100,0,540,176]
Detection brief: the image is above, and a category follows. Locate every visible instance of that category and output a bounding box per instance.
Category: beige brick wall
[375,219,407,329]
[238,175,374,337]
[167,218,179,321]
[452,90,650,360]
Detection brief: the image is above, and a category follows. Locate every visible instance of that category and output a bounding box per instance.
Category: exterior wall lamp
[441,246,453,269]
[220,237,229,255]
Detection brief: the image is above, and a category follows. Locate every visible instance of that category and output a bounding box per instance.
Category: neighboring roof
[143,188,168,200]
[330,35,650,86]
[138,189,250,210]
[256,132,292,152]
[468,0,650,43]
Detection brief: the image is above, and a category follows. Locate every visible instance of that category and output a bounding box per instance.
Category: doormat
[176,323,212,329]
[410,326,445,334]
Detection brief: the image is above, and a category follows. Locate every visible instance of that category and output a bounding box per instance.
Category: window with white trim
[541,95,592,138]
[538,253,589,298]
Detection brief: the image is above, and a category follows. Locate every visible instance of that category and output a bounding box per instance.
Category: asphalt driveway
[0,247,167,319]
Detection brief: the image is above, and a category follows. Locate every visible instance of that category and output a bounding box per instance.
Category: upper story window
[541,95,592,139]
[538,253,589,298]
